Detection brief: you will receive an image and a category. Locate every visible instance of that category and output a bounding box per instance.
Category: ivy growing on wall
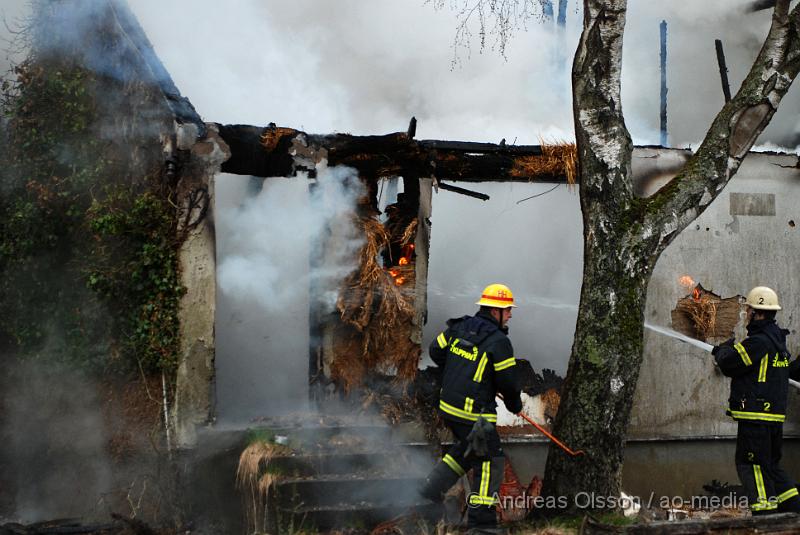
[0,57,184,375]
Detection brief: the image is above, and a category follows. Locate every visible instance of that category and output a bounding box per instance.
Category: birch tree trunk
[542,0,800,509]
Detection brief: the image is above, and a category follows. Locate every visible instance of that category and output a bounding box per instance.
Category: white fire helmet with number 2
[746,286,781,311]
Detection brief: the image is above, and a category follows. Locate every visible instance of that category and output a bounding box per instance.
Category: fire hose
[497,394,585,456]
[646,323,800,391]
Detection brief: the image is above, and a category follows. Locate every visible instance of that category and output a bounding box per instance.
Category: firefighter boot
[777,488,800,513]
[419,460,462,503]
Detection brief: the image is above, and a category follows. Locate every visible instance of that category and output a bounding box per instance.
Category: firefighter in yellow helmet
[713,286,800,514]
[419,283,523,532]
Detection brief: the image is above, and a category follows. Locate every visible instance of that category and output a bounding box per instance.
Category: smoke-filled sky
[2,1,797,144]
[131,0,797,146]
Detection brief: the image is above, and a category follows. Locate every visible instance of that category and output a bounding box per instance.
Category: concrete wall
[173,125,230,447]
[630,149,800,439]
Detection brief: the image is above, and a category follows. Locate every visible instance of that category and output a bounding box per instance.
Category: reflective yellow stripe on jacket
[757,355,769,382]
[473,354,489,382]
[442,454,465,477]
[728,410,786,423]
[439,400,497,422]
[464,397,474,413]
[735,343,752,366]
[493,357,515,372]
[436,332,448,349]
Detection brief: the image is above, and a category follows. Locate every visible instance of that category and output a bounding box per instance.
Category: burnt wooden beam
[437,180,491,201]
[214,123,571,183]
[216,124,265,175]
[407,116,417,139]
[418,139,543,154]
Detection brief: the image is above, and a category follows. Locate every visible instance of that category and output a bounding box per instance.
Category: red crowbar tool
[498,394,585,456]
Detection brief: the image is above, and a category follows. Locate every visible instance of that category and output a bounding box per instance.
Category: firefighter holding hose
[712,286,800,515]
[419,283,523,533]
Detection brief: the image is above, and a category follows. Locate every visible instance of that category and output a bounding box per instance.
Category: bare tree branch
[429,0,546,66]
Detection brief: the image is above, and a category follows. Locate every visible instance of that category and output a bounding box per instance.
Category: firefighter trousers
[735,421,800,514]
[419,419,504,529]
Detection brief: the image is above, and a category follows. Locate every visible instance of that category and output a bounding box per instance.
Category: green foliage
[0,61,107,366]
[0,58,183,375]
[246,428,278,445]
[511,511,636,533]
[86,187,184,373]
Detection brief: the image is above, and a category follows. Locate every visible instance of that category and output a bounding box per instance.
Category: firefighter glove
[712,337,735,356]
[464,416,493,459]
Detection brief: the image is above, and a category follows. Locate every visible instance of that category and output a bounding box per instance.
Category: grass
[509,512,637,534]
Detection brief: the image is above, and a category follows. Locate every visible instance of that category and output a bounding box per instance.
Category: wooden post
[715,39,732,103]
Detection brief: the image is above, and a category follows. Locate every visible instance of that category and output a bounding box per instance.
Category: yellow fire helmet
[746,286,781,311]
[476,283,517,309]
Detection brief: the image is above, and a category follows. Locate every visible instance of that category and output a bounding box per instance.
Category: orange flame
[395,277,406,286]
[679,275,695,287]
[388,269,399,278]
[693,287,701,301]
[398,257,409,266]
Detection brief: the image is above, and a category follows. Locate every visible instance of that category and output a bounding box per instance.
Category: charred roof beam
[214,123,571,183]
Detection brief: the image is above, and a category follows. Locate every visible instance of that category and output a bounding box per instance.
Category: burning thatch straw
[683,298,718,340]
[334,214,421,392]
[677,288,719,340]
[510,140,577,186]
[400,219,417,248]
[235,439,291,535]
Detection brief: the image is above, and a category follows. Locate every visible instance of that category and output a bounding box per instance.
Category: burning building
[3,0,800,531]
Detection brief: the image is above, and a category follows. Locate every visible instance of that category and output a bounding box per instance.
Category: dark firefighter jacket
[430,310,523,424]
[714,318,795,425]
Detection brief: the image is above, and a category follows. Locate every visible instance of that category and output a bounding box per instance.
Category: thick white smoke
[217,164,365,314]
[2,1,797,145]
[215,164,365,422]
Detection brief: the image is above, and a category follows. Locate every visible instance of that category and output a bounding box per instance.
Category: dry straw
[511,140,577,186]
[334,216,420,392]
[678,291,718,340]
[235,439,290,535]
